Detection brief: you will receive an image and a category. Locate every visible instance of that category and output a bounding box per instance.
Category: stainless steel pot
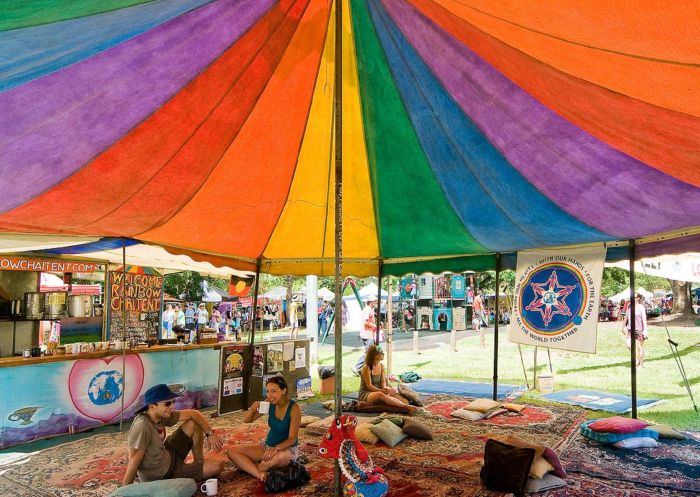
[43,292,68,319]
[68,294,94,318]
[25,292,43,320]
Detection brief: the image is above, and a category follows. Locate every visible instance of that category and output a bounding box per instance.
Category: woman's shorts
[260,441,299,461]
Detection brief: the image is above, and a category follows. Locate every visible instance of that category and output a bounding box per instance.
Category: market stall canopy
[261,286,290,300]
[36,238,253,278]
[609,287,653,304]
[1,1,698,276]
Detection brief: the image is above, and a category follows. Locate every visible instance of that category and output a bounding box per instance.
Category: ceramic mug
[200,478,218,496]
[257,401,270,414]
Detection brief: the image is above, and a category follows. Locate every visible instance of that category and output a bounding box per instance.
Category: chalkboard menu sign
[106,266,163,342]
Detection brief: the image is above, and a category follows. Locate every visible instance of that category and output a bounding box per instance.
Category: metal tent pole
[375,262,382,344]
[119,240,127,432]
[492,253,500,400]
[249,261,262,347]
[333,0,343,493]
[629,240,638,418]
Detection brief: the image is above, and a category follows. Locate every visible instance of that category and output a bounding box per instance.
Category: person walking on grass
[227,376,301,482]
[122,384,224,486]
[623,293,648,367]
[472,290,486,348]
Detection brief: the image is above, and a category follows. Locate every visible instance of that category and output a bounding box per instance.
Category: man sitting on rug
[122,384,225,486]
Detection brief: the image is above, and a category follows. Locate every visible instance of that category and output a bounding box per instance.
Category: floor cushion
[305,415,335,435]
[349,401,412,415]
[529,455,555,479]
[490,435,545,457]
[480,439,535,497]
[502,403,526,412]
[613,436,660,449]
[402,418,433,440]
[355,423,380,444]
[110,478,196,497]
[451,408,485,421]
[588,416,648,434]
[483,407,508,419]
[542,447,566,478]
[371,416,404,427]
[300,415,321,427]
[398,384,424,406]
[464,398,501,413]
[526,473,567,493]
[647,424,686,440]
[580,420,659,444]
[370,419,408,447]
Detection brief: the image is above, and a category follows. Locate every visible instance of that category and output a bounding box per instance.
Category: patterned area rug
[561,430,700,494]
[1,394,689,497]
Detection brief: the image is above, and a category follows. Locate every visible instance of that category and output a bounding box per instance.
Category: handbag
[264,461,311,493]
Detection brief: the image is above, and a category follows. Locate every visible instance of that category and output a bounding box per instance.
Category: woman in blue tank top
[227,376,301,482]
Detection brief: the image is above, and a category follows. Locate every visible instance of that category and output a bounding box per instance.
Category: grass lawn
[316,321,700,430]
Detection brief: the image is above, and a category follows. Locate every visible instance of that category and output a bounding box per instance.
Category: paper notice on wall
[283,342,294,361]
[295,347,306,369]
[223,377,243,397]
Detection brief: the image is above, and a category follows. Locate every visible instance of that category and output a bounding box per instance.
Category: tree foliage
[163,272,228,301]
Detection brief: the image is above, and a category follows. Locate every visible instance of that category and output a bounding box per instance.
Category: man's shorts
[163,426,204,481]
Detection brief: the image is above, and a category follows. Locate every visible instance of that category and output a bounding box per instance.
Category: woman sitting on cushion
[227,376,301,482]
[359,345,416,413]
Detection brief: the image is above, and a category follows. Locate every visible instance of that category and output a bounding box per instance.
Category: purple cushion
[543,447,566,478]
[588,416,648,434]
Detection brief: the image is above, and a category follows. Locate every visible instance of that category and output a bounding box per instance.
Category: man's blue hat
[137,384,180,413]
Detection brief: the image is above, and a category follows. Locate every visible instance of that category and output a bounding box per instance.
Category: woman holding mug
[227,376,301,481]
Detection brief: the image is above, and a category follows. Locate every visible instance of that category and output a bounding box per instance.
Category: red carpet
[1,395,694,496]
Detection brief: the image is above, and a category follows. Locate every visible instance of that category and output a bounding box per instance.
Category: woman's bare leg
[227,444,267,480]
[367,392,416,413]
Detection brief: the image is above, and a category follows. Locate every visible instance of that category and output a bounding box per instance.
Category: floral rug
[561,430,700,494]
[1,394,688,497]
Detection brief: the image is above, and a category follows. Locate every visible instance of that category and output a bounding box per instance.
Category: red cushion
[588,416,648,434]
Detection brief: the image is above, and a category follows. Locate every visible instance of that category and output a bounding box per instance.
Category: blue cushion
[579,419,659,444]
[110,478,196,497]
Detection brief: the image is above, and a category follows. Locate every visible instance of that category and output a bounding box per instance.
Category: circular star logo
[519,264,587,334]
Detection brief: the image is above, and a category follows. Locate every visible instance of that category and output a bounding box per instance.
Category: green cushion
[369,419,408,447]
[371,416,404,427]
[110,478,196,497]
[647,424,686,440]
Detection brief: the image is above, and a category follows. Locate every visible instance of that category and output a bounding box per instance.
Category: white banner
[607,252,700,283]
[509,245,605,353]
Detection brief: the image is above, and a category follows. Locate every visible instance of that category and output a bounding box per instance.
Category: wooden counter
[0,342,237,368]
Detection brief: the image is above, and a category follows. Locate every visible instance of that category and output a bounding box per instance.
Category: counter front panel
[0,347,219,449]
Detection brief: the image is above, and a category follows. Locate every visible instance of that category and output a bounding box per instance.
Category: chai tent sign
[509,246,605,353]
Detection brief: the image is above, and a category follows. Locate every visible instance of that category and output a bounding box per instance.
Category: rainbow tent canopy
[0,0,698,276]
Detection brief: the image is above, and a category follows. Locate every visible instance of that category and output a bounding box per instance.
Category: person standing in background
[196,303,209,331]
[472,290,485,348]
[623,293,648,367]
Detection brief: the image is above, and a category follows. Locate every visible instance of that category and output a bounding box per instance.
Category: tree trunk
[670,279,694,316]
